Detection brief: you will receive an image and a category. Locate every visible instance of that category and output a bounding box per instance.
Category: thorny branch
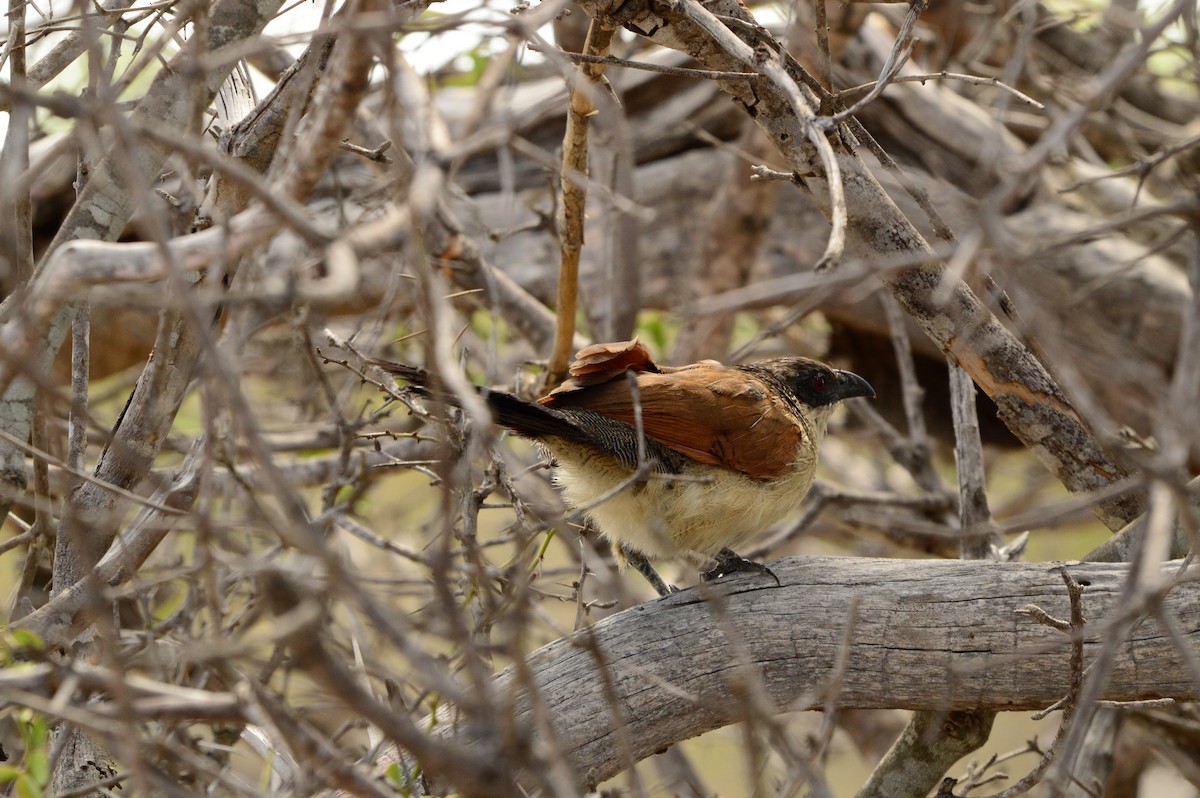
[1,0,1197,795]
[960,568,1088,798]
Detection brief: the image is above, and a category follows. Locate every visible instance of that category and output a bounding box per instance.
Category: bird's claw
[700,548,781,587]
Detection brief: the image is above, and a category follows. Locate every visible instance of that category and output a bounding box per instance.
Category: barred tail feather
[364,356,590,444]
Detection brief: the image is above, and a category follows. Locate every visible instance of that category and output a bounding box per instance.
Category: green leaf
[15,772,44,798]
[29,715,48,747]
[634,310,675,355]
[26,746,48,787]
[9,629,44,652]
[384,763,409,793]
[258,748,276,791]
[16,711,35,748]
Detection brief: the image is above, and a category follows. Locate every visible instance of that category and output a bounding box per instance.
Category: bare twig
[839,71,1045,110]
[675,0,847,270]
[979,568,1087,798]
[545,21,614,388]
[528,44,759,80]
[824,0,924,125]
[885,294,943,493]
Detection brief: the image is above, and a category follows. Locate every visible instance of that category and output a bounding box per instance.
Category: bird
[366,339,874,596]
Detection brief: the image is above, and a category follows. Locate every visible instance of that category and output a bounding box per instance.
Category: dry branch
[547,22,615,387]
[5,0,1196,795]
[0,0,287,516]
[409,556,1200,792]
[556,0,1149,531]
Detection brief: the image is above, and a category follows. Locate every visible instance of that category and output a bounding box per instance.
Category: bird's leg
[700,548,781,587]
[619,545,678,597]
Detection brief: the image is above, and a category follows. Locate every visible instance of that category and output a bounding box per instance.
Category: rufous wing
[541,362,803,480]
[545,338,661,395]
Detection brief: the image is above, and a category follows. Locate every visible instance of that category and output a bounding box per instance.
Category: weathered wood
[462,556,1200,790]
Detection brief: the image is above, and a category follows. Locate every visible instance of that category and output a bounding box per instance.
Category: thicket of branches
[0,0,1199,795]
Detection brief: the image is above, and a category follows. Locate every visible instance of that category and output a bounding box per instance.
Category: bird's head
[745,357,875,421]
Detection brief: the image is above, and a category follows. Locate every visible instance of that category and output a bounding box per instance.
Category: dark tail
[364,356,590,443]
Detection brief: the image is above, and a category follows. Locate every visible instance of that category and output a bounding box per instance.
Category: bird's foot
[621,546,679,597]
[700,548,781,587]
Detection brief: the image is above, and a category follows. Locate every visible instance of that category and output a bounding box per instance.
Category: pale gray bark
[406,556,1200,793]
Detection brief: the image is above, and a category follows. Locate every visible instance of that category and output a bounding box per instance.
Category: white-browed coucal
[368,339,874,596]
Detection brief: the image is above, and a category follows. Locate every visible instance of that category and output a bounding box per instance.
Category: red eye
[812,375,826,392]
